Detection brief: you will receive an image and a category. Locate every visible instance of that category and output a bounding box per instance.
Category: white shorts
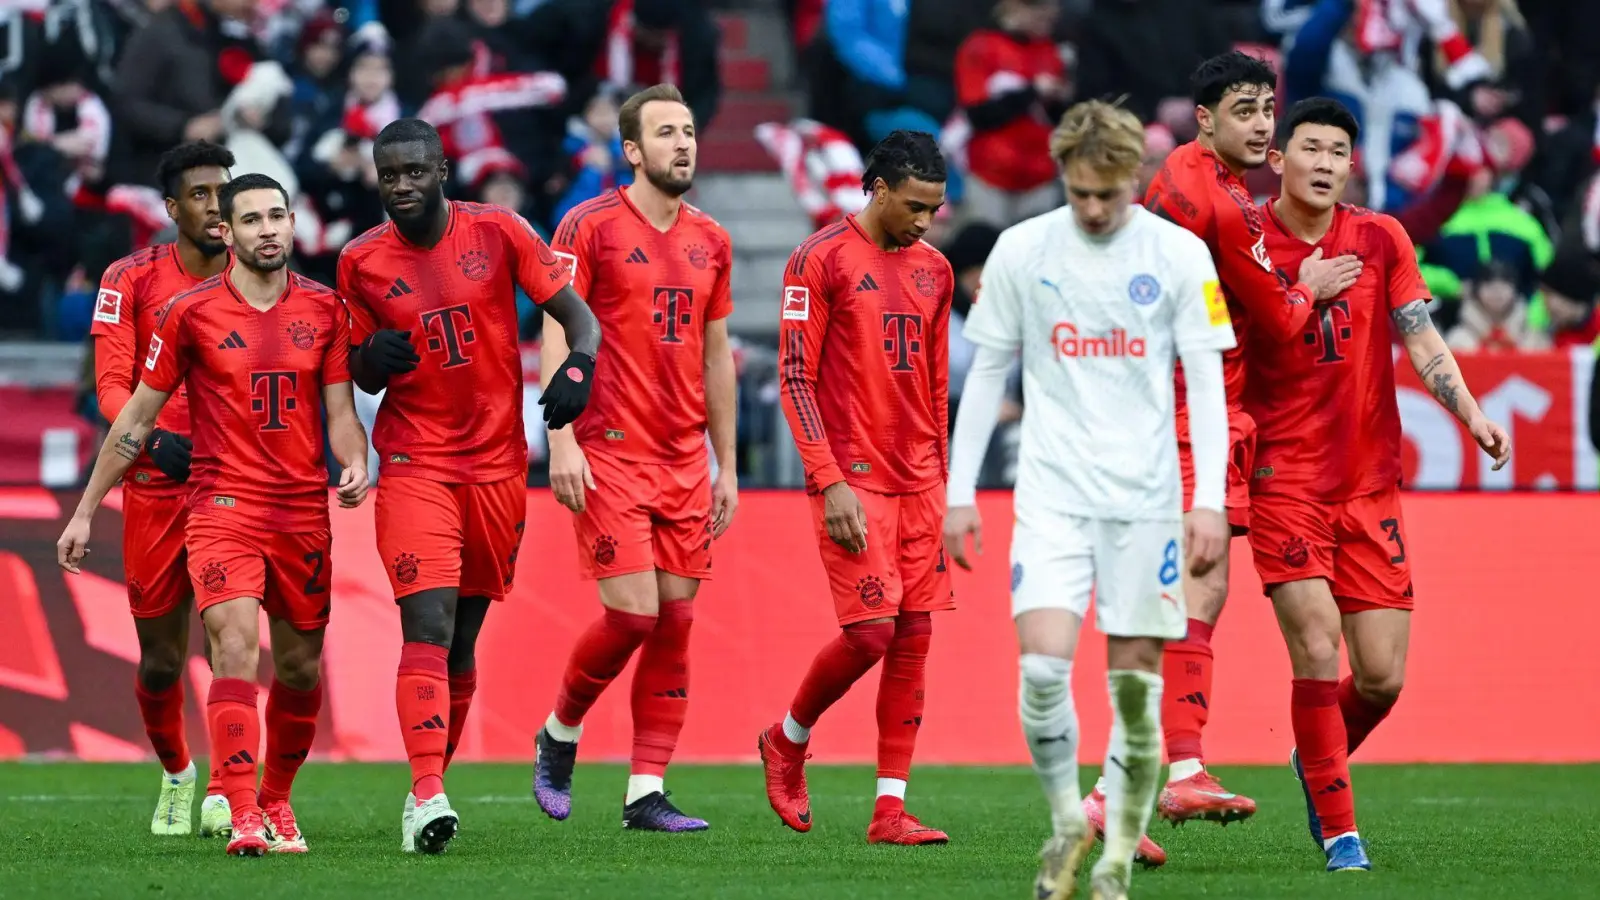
[1009,509,1187,640]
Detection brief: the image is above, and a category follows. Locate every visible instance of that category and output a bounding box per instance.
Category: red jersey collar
[845,213,909,252]
[390,200,458,250]
[1263,196,1345,248]
[222,259,294,310]
[616,185,684,232]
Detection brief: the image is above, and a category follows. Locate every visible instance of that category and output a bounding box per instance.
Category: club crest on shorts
[593,534,618,566]
[1011,562,1024,592]
[393,552,419,585]
[127,578,145,607]
[856,574,885,609]
[134,472,150,483]
[457,249,491,281]
[287,319,317,351]
[1281,536,1310,568]
[1128,274,1161,306]
[200,562,227,594]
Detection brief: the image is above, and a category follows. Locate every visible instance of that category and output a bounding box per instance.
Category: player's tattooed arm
[1391,299,1433,336]
[1396,303,1479,425]
[72,382,174,522]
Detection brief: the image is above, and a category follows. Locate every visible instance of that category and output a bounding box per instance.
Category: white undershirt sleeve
[946,344,1012,508]
[1178,345,1228,513]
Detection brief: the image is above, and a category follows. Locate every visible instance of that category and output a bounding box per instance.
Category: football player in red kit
[1248,98,1508,873]
[91,140,235,838]
[533,85,737,832]
[339,118,601,854]
[759,131,955,845]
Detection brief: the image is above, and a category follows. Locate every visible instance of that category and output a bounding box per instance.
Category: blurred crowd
[1,0,1597,361]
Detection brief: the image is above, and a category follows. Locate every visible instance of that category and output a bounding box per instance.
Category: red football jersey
[1244,203,1428,501]
[142,269,351,530]
[954,29,1065,192]
[551,188,733,462]
[1145,142,1317,418]
[91,244,206,491]
[338,201,571,483]
[778,215,952,495]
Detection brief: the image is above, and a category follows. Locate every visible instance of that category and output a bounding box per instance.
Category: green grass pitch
[2,762,1593,899]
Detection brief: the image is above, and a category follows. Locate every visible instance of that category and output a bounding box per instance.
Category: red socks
[206,678,260,814]
[789,620,895,728]
[444,669,477,770]
[630,601,694,777]
[875,612,931,781]
[1338,676,1395,755]
[553,608,658,727]
[258,679,322,806]
[135,678,191,775]
[397,642,449,801]
[1162,618,1214,766]
[1291,678,1356,838]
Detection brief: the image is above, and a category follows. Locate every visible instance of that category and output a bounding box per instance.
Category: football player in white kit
[943,100,1235,900]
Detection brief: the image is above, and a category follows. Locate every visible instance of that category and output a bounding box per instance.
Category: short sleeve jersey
[142,269,351,531]
[338,201,571,483]
[551,188,733,462]
[777,215,952,495]
[963,205,1236,520]
[1244,202,1426,501]
[90,244,206,491]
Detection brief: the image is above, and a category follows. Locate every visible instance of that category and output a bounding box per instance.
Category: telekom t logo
[882,312,923,372]
[421,304,476,368]
[250,371,298,432]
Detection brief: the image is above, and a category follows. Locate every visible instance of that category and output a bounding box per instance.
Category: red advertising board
[2,488,1596,766]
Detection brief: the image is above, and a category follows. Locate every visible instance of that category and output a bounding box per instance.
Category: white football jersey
[962,205,1236,520]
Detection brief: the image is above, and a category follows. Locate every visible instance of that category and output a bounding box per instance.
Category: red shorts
[376,474,528,600]
[1179,410,1255,534]
[810,483,956,627]
[187,518,332,630]
[1248,485,1415,614]
[573,448,712,581]
[122,485,191,618]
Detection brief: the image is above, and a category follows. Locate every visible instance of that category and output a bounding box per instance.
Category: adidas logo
[277,748,309,762]
[224,750,254,766]
[217,331,246,350]
[652,688,688,699]
[903,715,922,726]
[1177,692,1209,709]
[625,247,650,264]
[1319,777,1350,794]
[411,714,446,731]
[385,278,415,299]
[855,273,879,292]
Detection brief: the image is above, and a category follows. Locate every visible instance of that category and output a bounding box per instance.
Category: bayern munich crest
[1128,274,1161,306]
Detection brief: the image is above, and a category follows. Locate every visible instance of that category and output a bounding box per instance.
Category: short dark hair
[861,130,947,194]
[374,118,446,163]
[219,173,290,223]
[619,83,688,146]
[1190,51,1277,108]
[155,141,236,200]
[1280,97,1360,146]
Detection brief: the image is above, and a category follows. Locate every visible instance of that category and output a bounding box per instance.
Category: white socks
[625,773,664,805]
[166,760,197,782]
[1168,757,1204,783]
[1093,669,1164,886]
[1019,653,1084,836]
[544,712,582,743]
[876,777,907,800]
[782,712,811,744]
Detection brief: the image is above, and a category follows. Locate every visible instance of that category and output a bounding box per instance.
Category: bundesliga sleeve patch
[1204,280,1230,327]
[782,285,810,321]
[553,250,577,278]
[144,334,164,370]
[94,288,123,324]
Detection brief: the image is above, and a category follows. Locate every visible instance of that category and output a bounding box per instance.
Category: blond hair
[619,83,689,145]
[1049,99,1145,181]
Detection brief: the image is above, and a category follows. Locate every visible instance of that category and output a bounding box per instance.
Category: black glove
[539,351,595,431]
[357,329,420,376]
[146,429,193,483]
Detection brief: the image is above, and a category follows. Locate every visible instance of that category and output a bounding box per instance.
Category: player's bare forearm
[323,381,369,469]
[1395,300,1484,426]
[704,318,738,469]
[75,383,170,520]
[542,285,601,358]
